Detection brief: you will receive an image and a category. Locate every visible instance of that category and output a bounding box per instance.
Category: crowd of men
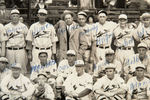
[0,7,150,100]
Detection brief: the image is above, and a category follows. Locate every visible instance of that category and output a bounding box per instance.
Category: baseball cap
[118,14,127,19]
[105,63,116,70]
[0,57,8,63]
[105,49,114,55]
[135,64,145,69]
[98,10,107,16]
[38,72,48,78]
[67,50,76,56]
[10,9,20,15]
[38,9,48,15]
[137,42,148,48]
[75,60,84,67]
[11,63,21,69]
[78,11,87,17]
[140,13,150,19]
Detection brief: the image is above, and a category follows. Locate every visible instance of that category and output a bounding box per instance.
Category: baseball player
[113,14,137,65]
[124,42,150,81]
[57,50,76,84]
[4,9,28,75]
[93,63,126,100]
[94,49,122,78]
[30,51,57,84]
[0,23,7,57]
[134,13,150,54]
[127,64,150,100]
[94,10,117,62]
[63,60,93,100]
[32,73,55,100]
[77,11,96,73]
[26,8,58,65]
[0,63,34,100]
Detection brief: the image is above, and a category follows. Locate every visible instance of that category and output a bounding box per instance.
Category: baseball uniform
[26,22,58,64]
[5,22,28,74]
[63,73,93,100]
[127,76,150,100]
[94,21,117,61]
[93,74,126,100]
[0,74,35,100]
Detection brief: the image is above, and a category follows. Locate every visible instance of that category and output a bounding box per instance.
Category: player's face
[11,14,20,24]
[98,13,107,24]
[105,68,115,79]
[67,54,76,65]
[38,13,47,23]
[39,53,48,64]
[64,14,73,26]
[136,68,145,78]
[142,18,150,27]
[119,18,127,27]
[105,54,114,63]
[11,68,21,79]
[38,75,47,84]
[0,62,7,71]
[138,47,147,58]
[77,15,87,26]
[76,66,84,75]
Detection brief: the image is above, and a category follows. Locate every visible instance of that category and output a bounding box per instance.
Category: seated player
[93,63,126,100]
[127,64,150,100]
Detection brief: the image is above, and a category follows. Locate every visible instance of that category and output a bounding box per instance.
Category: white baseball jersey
[1,74,34,98]
[57,59,76,78]
[134,23,150,47]
[94,59,122,77]
[63,73,93,100]
[5,22,28,47]
[93,74,126,99]
[113,25,135,47]
[94,21,117,47]
[127,77,150,99]
[124,54,150,73]
[26,22,58,48]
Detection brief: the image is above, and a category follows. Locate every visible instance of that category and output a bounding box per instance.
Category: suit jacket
[55,20,88,62]
[0,9,11,25]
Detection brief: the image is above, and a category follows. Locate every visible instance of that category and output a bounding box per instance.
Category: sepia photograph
[0,0,150,100]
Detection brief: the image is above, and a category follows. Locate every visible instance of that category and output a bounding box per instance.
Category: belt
[118,47,132,50]
[96,45,109,49]
[7,47,24,50]
[35,47,51,50]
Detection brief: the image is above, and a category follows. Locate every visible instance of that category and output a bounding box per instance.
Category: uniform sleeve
[85,75,93,90]
[93,78,104,91]
[132,28,140,41]
[51,25,58,43]
[127,78,134,95]
[147,83,150,96]
[118,77,126,90]
[26,25,33,41]
[0,75,11,94]
[44,84,55,100]
[23,24,29,37]
[0,24,8,42]
[22,77,35,98]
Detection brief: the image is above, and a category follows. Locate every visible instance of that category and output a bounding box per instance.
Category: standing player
[93,63,126,100]
[127,64,150,100]
[5,9,28,74]
[77,11,96,73]
[94,10,117,62]
[26,8,58,65]
[113,14,136,65]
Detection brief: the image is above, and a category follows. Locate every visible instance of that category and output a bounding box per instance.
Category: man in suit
[55,10,88,62]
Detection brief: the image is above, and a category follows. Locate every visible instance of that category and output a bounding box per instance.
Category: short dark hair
[38,52,48,57]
